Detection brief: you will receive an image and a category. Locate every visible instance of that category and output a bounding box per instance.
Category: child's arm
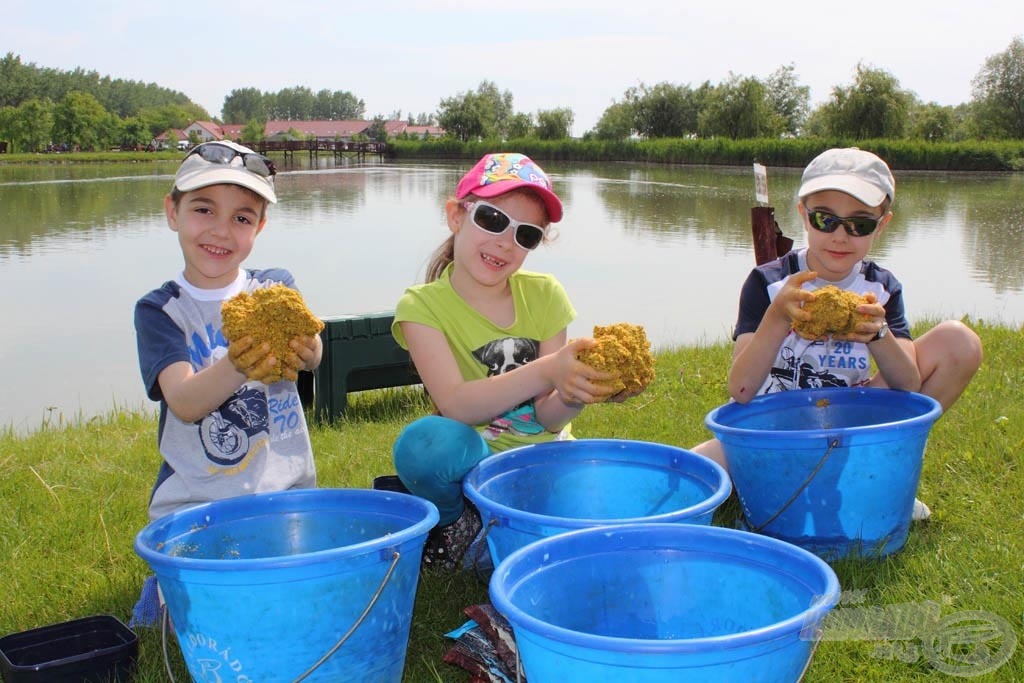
[532,331,617,432]
[401,322,615,427]
[158,337,285,423]
[728,270,816,402]
[839,296,922,392]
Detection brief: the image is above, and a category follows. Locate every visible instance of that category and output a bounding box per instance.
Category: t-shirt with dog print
[392,264,576,453]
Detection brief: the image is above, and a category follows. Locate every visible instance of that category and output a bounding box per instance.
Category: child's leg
[911,320,983,412]
[690,438,729,469]
[393,415,491,525]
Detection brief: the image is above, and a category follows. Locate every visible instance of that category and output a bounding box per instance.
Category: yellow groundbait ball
[221,284,325,383]
[577,323,656,397]
[792,285,870,340]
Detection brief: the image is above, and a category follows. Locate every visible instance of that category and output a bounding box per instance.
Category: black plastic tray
[0,615,137,683]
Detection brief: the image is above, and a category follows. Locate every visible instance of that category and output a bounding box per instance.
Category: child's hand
[282,335,319,375]
[833,292,886,343]
[228,336,286,383]
[771,270,817,328]
[553,338,619,405]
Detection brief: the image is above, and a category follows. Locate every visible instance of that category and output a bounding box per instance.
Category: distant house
[404,124,445,139]
[152,128,190,150]
[184,121,225,142]
[384,121,445,139]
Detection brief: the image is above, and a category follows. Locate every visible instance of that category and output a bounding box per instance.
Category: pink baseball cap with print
[455,152,563,222]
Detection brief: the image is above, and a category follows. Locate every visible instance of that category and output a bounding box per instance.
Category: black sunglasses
[463,200,547,250]
[187,143,277,178]
[804,206,883,237]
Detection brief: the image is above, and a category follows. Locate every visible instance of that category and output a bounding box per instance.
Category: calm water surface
[2,157,1022,433]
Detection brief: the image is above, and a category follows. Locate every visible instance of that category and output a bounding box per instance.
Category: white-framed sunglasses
[462,200,547,251]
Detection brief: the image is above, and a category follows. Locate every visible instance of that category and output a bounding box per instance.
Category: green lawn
[1,320,1020,681]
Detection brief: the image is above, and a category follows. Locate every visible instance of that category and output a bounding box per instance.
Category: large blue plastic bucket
[491,523,840,682]
[705,388,942,559]
[134,488,438,682]
[463,439,730,566]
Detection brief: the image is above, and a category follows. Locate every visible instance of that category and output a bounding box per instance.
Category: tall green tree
[506,112,535,139]
[437,80,514,141]
[437,92,486,141]
[535,108,574,139]
[10,98,55,151]
[764,64,810,135]
[906,102,955,142]
[222,87,267,124]
[271,86,315,119]
[592,100,635,140]
[138,104,192,138]
[814,64,913,139]
[52,91,109,150]
[0,53,37,106]
[631,82,704,138]
[698,74,782,139]
[119,116,150,149]
[971,37,1024,139]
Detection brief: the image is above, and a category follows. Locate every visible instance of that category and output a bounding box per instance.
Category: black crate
[0,615,137,683]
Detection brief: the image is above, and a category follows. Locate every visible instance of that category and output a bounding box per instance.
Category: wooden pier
[245,139,387,163]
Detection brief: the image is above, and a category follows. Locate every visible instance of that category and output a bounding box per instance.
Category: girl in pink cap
[388,152,636,570]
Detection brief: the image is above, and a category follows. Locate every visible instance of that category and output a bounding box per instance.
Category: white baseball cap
[798,148,895,207]
[174,140,277,204]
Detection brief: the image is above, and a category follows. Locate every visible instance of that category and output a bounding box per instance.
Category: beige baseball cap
[798,147,894,207]
[174,141,277,203]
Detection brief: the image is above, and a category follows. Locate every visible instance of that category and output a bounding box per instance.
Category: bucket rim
[705,388,942,439]
[133,487,439,571]
[490,523,840,654]
[463,439,731,527]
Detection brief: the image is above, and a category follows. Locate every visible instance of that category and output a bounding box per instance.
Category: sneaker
[422,501,482,571]
[912,498,932,521]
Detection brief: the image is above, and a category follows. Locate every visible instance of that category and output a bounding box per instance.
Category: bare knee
[924,319,983,371]
[915,320,983,411]
[692,438,729,471]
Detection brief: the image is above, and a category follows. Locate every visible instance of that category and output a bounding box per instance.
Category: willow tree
[971,37,1024,139]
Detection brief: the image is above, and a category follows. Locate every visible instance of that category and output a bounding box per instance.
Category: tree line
[1,37,1023,153]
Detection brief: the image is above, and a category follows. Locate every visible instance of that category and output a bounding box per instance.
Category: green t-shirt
[393,264,576,452]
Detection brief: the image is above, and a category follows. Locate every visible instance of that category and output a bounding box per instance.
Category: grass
[1,320,1021,681]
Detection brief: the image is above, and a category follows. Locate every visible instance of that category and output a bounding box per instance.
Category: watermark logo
[804,590,1017,677]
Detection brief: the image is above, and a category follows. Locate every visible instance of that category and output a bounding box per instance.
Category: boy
[134,140,322,523]
[694,148,983,520]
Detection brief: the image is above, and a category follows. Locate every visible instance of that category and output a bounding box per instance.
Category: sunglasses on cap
[463,200,547,251]
[186,142,277,178]
[804,205,884,237]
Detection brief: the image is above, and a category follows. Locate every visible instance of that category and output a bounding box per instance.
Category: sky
[3,1,1021,137]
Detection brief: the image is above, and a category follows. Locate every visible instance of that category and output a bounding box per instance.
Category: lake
[2,157,1022,433]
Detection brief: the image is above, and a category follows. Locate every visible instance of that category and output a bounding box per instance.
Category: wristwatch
[869,322,889,343]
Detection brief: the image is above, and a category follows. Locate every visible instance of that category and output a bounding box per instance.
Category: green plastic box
[306,311,420,421]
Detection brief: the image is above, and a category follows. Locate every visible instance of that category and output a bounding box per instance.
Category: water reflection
[1,158,1021,432]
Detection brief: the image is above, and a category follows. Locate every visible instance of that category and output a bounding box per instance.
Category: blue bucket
[490,523,840,682]
[463,439,730,566]
[705,388,942,559]
[134,488,438,682]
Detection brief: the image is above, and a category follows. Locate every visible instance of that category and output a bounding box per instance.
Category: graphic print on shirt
[472,337,544,439]
[198,386,270,466]
[766,340,849,393]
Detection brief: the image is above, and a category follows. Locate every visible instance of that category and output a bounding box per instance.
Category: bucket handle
[468,518,498,583]
[159,550,403,682]
[750,439,839,533]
